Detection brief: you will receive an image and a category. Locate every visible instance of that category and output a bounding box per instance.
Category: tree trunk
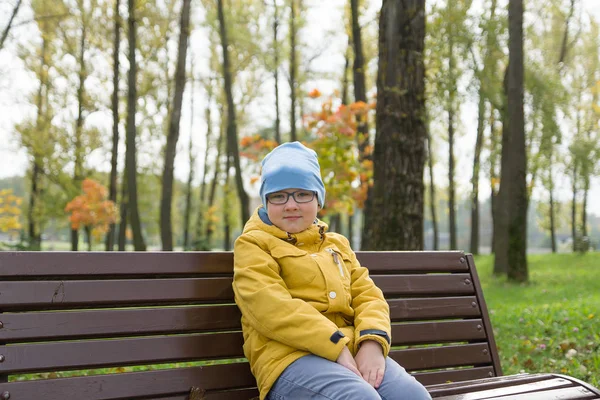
[427,131,438,250]
[28,162,41,250]
[493,67,509,274]
[558,0,575,69]
[223,154,232,251]
[361,0,426,251]
[28,34,49,251]
[289,0,297,142]
[329,214,341,233]
[489,108,499,254]
[117,179,128,251]
[0,0,22,50]
[447,34,457,250]
[341,40,353,243]
[205,114,225,247]
[126,0,146,251]
[194,84,213,248]
[183,59,195,251]
[341,38,351,106]
[350,0,369,158]
[72,22,87,252]
[217,0,250,226]
[504,0,528,282]
[581,175,589,252]
[273,0,281,144]
[571,162,578,252]
[470,92,485,255]
[350,0,370,243]
[84,226,92,251]
[106,0,121,251]
[549,187,556,253]
[160,0,192,251]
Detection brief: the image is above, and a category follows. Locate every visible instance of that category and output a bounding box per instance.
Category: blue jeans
[266,355,432,400]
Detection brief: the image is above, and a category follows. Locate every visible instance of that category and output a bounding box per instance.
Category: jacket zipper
[326,248,344,278]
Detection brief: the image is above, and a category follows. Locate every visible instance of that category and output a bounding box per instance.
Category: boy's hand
[336,346,361,377]
[354,340,386,388]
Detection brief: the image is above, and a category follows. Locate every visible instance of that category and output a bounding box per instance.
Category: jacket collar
[244,206,328,245]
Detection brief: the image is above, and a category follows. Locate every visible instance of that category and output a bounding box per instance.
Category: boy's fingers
[375,368,384,388]
[368,370,377,387]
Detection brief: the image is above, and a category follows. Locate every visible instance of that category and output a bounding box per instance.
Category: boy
[233,142,431,399]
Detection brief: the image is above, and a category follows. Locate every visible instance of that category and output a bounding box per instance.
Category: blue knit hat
[260,142,326,207]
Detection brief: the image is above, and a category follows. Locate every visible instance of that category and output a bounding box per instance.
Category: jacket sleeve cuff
[320,330,351,361]
[354,330,391,357]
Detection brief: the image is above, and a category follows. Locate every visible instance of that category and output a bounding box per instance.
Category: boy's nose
[284,198,299,210]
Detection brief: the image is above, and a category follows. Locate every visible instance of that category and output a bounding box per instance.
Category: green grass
[475,252,600,386]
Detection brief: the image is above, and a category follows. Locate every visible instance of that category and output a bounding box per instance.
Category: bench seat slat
[0,251,466,277]
[389,297,481,320]
[0,363,256,400]
[426,373,556,393]
[414,367,496,387]
[482,386,597,400]
[432,378,575,399]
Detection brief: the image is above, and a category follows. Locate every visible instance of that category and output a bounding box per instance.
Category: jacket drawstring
[286,232,297,244]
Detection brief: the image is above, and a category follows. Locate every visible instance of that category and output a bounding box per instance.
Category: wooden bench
[0,251,598,399]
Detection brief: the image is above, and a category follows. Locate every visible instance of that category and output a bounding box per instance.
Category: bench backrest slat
[0,305,241,342]
[0,363,256,400]
[0,251,502,399]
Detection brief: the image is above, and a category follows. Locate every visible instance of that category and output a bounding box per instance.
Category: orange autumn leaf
[308,88,322,98]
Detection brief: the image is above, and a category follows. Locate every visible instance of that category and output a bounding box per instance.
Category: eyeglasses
[266,190,316,205]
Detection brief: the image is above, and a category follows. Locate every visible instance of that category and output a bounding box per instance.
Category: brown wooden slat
[392,343,492,371]
[357,251,468,273]
[0,251,467,277]
[427,373,555,394]
[0,363,256,400]
[418,367,496,388]
[0,305,242,343]
[203,388,260,400]
[2,309,485,345]
[0,337,491,376]
[392,319,487,345]
[432,378,574,399]
[0,333,245,374]
[0,252,234,276]
[374,274,475,296]
[553,374,600,396]
[0,276,474,311]
[149,388,260,400]
[489,386,597,400]
[0,278,234,311]
[389,297,481,321]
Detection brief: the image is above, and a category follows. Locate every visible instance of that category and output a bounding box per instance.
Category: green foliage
[477,253,600,385]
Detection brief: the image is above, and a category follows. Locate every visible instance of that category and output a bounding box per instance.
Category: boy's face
[266,188,319,234]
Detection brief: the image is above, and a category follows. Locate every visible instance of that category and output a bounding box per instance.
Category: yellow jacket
[233,207,391,399]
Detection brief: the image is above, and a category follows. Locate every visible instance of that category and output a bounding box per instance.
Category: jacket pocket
[270,245,316,289]
[327,245,352,283]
